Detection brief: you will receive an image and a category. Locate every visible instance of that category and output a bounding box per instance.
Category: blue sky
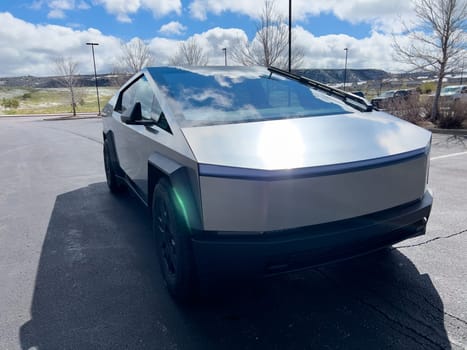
[0,0,419,76]
[2,0,375,40]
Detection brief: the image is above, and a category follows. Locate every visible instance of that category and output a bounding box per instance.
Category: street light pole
[343,48,348,91]
[222,48,227,66]
[288,0,292,72]
[86,42,101,115]
[461,58,464,85]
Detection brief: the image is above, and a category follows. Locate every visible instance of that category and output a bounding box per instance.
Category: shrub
[383,94,429,125]
[419,82,436,94]
[437,100,467,129]
[1,98,20,109]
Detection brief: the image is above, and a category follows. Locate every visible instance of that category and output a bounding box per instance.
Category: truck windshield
[149,67,354,127]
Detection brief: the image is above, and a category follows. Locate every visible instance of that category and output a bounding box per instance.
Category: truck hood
[181,112,431,171]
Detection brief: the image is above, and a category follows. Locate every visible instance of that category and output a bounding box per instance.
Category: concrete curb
[428,128,467,136]
[44,115,101,121]
[0,113,100,119]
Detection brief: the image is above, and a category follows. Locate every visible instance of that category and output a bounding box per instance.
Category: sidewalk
[0,112,100,120]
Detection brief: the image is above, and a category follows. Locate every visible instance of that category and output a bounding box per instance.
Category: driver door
[111,74,163,199]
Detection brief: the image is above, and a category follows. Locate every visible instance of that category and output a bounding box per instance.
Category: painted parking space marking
[431,151,467,161]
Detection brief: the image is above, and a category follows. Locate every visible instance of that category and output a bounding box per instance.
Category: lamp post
[461,58,464,85]
[343,48,348,91]
[288,0,292,72]
[86,42,101,115]
[222,48,227,66]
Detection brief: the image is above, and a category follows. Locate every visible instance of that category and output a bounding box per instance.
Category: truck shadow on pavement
[20,182,451,349]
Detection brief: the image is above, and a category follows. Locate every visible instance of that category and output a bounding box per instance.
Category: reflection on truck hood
[181,111,431,171]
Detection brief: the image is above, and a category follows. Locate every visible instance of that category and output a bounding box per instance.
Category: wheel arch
[148,153,203,232]
[103,131,123,176]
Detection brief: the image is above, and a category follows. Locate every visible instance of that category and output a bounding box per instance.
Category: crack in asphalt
[353,297,447,350]
[444,312,467,326]
[403,285,467,326]
[395,229,467,249]
[315,269,448,349]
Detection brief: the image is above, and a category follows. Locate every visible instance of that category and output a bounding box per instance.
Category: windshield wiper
[268,66,373,113]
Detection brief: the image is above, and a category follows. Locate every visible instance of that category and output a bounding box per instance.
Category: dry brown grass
[384,95,466,129]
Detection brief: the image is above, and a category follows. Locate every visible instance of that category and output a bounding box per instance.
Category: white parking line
[431,151,467,161]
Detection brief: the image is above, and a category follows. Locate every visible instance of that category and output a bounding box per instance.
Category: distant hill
[0,69,441,89]
[294,69,391,84]
[0,74,127,89]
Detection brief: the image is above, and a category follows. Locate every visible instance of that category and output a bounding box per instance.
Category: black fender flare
[148,153,203,232]
[103,131,123,176]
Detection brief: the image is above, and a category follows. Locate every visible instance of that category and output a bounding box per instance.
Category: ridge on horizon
[0,68,442,88]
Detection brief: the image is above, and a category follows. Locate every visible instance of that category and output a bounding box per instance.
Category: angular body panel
[200,152,428,232]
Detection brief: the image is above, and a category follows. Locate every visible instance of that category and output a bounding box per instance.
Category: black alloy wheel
[152,178,196,302]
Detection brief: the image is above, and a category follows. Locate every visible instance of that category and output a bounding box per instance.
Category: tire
[103,139,124,193]
[152,178,196,302]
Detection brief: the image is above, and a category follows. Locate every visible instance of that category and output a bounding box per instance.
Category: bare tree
[110,64,132,86]
[231,0,304,69]
[393,0,467,121]
[119,38,155,74]
[54,56,80,116]
[169,38,209,66]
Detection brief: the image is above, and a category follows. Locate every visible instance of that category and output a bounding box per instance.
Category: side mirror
[121,102,143,124]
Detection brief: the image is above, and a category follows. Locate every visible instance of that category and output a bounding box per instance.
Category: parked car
[439,85,467,107]
[440,85,467,101]
[371,89,418,110]
[351,90,365,98]
[429,85,467,113]
[102,66,432,301]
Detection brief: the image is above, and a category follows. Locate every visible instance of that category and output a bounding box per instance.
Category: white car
[440,85,467,102]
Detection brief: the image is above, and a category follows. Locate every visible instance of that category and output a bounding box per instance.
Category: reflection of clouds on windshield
[183,88,234,109]
[214,75,232,87]
[212,74,251,88]
[158,83,262,124]
[175,66,265,81]
[157,85,185,121]
[150,66,363,128]
[183,104,261,124]
[309,89,355,113]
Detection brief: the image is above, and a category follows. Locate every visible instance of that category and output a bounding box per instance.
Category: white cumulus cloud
[47,9,66,18]
[159,21,187,36]
[293,26,412,71]
[0,12,122,76]
[43,0,90,19]
[0,12,416,77]
[189,0,416,33]
[94,0,182,23]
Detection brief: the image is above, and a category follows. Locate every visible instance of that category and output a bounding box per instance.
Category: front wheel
[152,178,196,302]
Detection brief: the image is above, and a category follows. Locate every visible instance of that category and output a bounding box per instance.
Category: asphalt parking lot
[0,116,466,349]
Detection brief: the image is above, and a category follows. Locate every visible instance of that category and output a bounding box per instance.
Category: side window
[134,77,158,120]
[117,75,158,120]
[120,81,137,114]
[116,74,172,133]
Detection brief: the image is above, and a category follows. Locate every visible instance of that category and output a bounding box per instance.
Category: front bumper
[191,190,432,282]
